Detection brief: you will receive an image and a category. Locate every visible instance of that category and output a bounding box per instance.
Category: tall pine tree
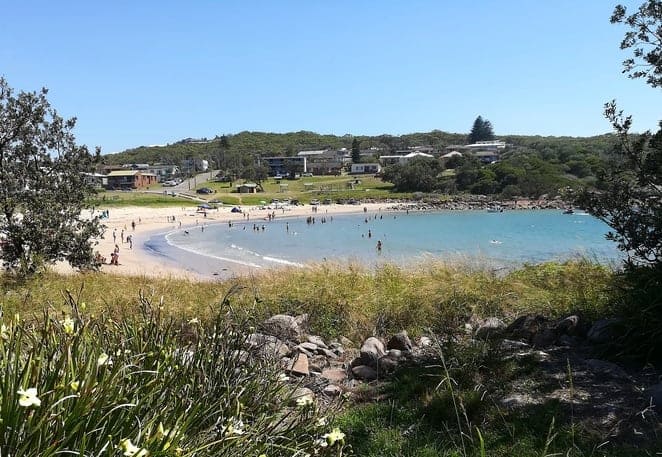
[351,138,361,163]
[467,116,495,144]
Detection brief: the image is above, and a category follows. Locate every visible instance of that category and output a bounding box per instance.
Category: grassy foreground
[2,260,613,340]
[2,260,659,456]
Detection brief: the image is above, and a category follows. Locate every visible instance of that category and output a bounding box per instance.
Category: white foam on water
[164,230,263,269]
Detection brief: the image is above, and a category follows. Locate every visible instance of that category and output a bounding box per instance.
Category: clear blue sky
[2,1,660,153]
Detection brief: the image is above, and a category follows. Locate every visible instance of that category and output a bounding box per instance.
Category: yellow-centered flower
[17,388,41,407]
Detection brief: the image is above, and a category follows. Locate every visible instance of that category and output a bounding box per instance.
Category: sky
[2,1,661,154]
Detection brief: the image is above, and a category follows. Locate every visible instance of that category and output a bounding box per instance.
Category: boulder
[294,314,309,331]
[531,328,557,348]
[318,347,339,359]
[359,337,386,368]
[584,359,627,379]
[378,357,399,374]
[307,335,328,349]
[587,318,622,345]
[297,342,318,355]
[352,365,378,382]
[291,386,315,404]
[323,384,343,397]
[289,353,310,376]
[476,317,507,340]
[554,315,582,336]
[261,315,303,342]
[418,336,433,347]
[260,341,290,358]
[321,368,347,384]
[505,315,547,342]
[500,339,530,351]
[387,331,413,351]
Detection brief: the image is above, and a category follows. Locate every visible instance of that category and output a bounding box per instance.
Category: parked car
[196,187,213,194]
[302,172,313,177]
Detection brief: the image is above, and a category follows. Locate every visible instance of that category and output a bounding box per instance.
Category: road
[172,170,218,192]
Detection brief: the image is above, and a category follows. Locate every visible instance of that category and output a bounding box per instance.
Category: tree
[467,116,495,144]
[573,2,662,267]
[351,138,361,163]
[382,157,442,192]
[611,0,662,88]
[0,78,103,275]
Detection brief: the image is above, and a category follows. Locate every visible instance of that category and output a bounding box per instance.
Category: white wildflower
[295,395,314,407]
[62,316,75,335]
[322,428,345,447]
[17,388,41,407]
[118,438,149,457]
[221,417,245,436]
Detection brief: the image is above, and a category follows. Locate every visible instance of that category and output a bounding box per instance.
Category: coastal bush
[0,293,346,456]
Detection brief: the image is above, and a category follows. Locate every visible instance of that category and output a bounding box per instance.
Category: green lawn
[193,175,411,205]
[88,191,193,207]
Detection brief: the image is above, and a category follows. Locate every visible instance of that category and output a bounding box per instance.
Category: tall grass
[2,259,614,342]
[0,292,347,456]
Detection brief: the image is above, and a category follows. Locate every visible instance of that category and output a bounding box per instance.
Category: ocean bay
[148,209,623,275]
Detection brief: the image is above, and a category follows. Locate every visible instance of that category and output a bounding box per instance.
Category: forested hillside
[102,129,615,166]
[101,129,619,198]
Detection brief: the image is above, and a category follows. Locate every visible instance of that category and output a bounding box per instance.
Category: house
[105,170,158,190]
[350,163,382,174]
[262,156,307,176]
[395,146,437,155]
[297,149,350,175]
[181,158,209,174]
[236,183,258,194]
[474,151,500,164]
[441,151,463,159]
[120,163,180,182]
[379,152,435,166]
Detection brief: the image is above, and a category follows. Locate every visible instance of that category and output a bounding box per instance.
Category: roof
[441,151,463,158]
[297,150,327,156]
[107,170,139,177]
[403,152,434,159]
[474,151,499,157]
[107,170,157,177]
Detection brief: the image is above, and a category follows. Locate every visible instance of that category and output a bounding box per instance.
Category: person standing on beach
[376,240,382,252]
[121,229,125,244]
[112,229,117,243]
[127,235,133,249]
[131,220,136,231]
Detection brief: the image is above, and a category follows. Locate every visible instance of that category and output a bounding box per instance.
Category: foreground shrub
[0,293,347,456]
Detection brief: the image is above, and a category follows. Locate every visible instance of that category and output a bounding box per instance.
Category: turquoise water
[148,209,623,274]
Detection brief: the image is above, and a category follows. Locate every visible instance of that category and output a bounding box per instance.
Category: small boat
[486,206,503,213]
[563,208,574,214]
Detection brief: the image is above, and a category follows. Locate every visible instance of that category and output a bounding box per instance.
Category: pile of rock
[246,314,433,401]
[247,312,660,423]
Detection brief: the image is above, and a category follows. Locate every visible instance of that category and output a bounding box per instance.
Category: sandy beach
[53,202,397,280]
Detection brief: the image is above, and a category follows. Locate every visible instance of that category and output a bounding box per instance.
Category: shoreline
[52,198,577,281]
[53,202,404,280]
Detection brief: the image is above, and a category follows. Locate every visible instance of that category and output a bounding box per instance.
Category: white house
[350,163,382,174]
[379,152,435,166]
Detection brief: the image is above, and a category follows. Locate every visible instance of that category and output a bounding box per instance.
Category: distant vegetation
[102,128,620,199]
